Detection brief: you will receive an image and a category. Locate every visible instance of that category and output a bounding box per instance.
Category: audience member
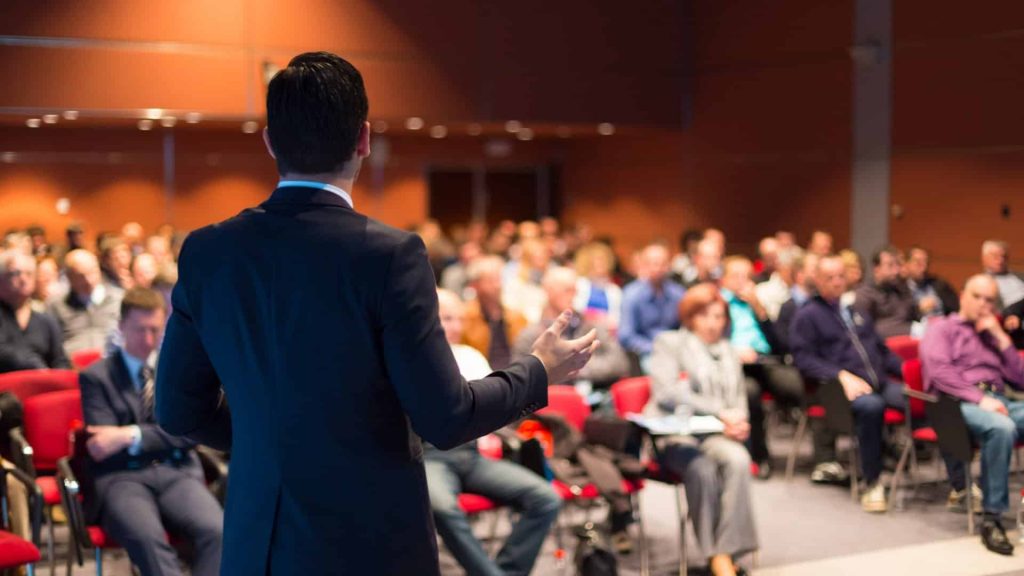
[515,267,629,388]
[48,249,122,355]
[854,246,920,338]
[981,240,1024,310]
[462,255,528,369]
[32,256,61,311]
[838,249,864,295]
[427,289,561,576]
[920,274,1023,556]
[753,236,779,283]
[671,228,704,285]
[121,221,145,255]
[646,283,759,576]
[440,241,483,299]
[80,287,223,575]
[65,222,86,254]
[683,238,723,288]
[131,253,159,290]
[790,255,905,512]
[775,231,796,251]
[572,241,623,330]
[0,250,69,372]
[719,256,803,477]
[807,230,833,257]
[619,243,685,370]
[502,237,550,324]
[756,247,802,322]
[26,225,50,257]
[99,236,134,290]
[703,228,726,255]
[904,245,958,318]
[144,235,175,268]
[3,231,32,255]
[773,252,819,354]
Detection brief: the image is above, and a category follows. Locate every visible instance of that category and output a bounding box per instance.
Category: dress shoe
[980,518,1014,556]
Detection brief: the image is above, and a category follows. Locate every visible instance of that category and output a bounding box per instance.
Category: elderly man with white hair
[981,239,1024,310]
[47,249,123,355]
[0,250,70,372]
[921,274,1024,556]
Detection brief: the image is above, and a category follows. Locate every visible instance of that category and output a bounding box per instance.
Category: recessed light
[517,128,534,141]
[505,120,522,133]
[430,125,448,139]
[372,120,389,133]
[1,152,16,163]
[138,119,154,131]
[25,119,41,128]
[467,123,482,136]
[405,117,425,130]
[598,122,615,135]
[185,112,202,124]
[62,110,79,120]
[242,121,260,134]
[42,114,59,124]
[144,109,163,120]
[161,117,177,128]
[55,198,71,215]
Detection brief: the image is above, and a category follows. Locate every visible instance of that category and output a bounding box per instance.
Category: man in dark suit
[155,52,597,575]
[80,288,223,576]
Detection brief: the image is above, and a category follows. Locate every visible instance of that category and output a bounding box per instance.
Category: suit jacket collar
[263,185,354,210]
[110,349,144,423]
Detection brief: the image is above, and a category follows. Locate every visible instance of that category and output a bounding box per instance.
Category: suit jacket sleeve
[80,370,193,453]
[380,235,547,450]
[155,237,232,451]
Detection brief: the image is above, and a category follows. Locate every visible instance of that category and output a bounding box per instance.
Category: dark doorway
[428,166,561,232]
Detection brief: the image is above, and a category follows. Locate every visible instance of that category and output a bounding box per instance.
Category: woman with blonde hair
[573,241,623,330]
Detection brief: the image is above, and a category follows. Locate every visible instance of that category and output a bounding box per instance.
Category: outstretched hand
[530,310,600,385]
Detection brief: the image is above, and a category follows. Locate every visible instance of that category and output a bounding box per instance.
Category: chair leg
[888,440,913,512]
[964,464,975,536]
[47,505,55,576]
[786,414,808,482]
[634,492,649,576]
[674,485,687,576]
[94,547,102,576]
[849,442,860,501]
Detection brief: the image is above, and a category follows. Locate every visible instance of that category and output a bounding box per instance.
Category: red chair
[10,389,83,575]
[885,336,920,362]
[0,466,44,576]
[0,370,79,405]
[540,385,649,571]
[889,359,938,508]
[70,349,103,371]
[56,456,125,576]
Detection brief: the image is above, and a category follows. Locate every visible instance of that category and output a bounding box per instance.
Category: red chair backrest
[539,385,591,431]
[610,376,652,417]
[902,358,925,419]
[0,369,79,403]
[22,389,83,472]
[70,349,103,370]
[886,335,920,362]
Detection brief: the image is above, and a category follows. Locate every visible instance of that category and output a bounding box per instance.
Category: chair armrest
[0,465,44,546]
[7,428,36,477]
[195,446,229,484]
[902,388,937,403]
[55,457,86,567]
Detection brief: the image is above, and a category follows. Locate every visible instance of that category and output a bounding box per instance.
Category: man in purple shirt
[920,274,1024,556]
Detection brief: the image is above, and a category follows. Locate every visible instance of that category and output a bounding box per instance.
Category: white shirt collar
[277,180,354,209]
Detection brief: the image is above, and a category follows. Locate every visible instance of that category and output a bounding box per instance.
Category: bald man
[48,249,123,355]
[921,274,1024,556]
[426,289,561,576]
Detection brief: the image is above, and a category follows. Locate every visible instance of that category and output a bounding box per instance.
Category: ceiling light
[405,117,425,130]
[62,110,79,120]
[242,121,260,134]
[598,122,615,135]
[137,119,153,131]
[161,116,177,128]
[516,128,534,141]
[430,125,448,139]
[25,118,41,128]
[467,123,482,136]
[505,120,522,133]
[372,120,389,133]
[42,114,59,124]
[144,108,163,120]
[185,112,202,124]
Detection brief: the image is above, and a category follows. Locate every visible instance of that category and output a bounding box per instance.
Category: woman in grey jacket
[645,282,759,576]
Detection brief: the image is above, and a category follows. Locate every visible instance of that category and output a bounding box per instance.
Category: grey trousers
[660,435,759,562]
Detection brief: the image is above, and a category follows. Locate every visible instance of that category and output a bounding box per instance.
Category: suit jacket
[155,186,549,575]
[79,350,199,522]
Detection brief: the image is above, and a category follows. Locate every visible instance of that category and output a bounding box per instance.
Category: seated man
[0,250,70,373]
[719,256,803,477]
[790,255,905,513]
[619,243,686,369]
[904,245,958,319]
[48,249,122,355]
[853,246,920,338]
[514,266,629,389]
[80,288,223,575]
[427,289,561,576]
[461,255,528,370]
[920,274,1024,556]
[981,239,1024,310]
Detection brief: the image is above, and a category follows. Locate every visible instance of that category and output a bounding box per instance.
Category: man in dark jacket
[853,246,920,339]
[0,250,69,373]
[155,52,596,576]
[904,246,959,319]
[791,255,905,513]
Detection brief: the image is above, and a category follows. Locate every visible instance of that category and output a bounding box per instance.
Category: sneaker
[811,461,849,485]
[947,484,984,514]
[860,482,887,513]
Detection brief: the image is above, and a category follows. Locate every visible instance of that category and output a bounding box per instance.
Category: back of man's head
[266,52,369,176]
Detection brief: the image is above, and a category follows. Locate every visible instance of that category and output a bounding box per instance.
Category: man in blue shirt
[619,243,685,372]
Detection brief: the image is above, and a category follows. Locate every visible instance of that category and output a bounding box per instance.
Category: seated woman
[645,283,759,576]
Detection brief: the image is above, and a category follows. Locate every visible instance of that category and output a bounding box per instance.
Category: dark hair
[679,229,702,250]
[871,245,903,267]
[120,287,166,319]
[266,52,369,176]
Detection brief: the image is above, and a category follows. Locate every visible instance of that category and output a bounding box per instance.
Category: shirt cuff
[126,425,143,456]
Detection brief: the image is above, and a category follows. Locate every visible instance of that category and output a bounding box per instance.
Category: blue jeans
[850,380,906,484]
[424,445,561,576]
[960,394,1024,514]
